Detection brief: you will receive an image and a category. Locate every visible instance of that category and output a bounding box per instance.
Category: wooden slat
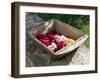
[54,19,85,40]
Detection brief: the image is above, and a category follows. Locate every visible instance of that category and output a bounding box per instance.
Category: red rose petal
[56,41,65,49]
[36,33,51,46]
[39,38,51,46]
[47,34,56,41]
[36,33,47,39]
[47,31,56,41]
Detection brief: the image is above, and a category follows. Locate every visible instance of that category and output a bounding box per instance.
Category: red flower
[36,33,46,39]
[36,31,69,51]
[47,31,56,41]
[39,38,51,46]
[36,33,51,46]
[56,41,65,49]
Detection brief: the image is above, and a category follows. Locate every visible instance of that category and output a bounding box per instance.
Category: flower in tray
[36,30,75,52]
[36,33,46,39]
[47,31,56,41]
[55,35,67,43]
[47,42,57,51]
[65,38,74,45]
[60,35,67,42]
[55,35,62,42]
[52,42,57,49]
[56,41,65,49]
[40,38,51,46]
[36,33,51,46]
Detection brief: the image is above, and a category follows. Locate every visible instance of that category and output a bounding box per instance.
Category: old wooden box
[27,19,88,59]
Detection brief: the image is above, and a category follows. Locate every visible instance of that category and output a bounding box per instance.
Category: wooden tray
[27,19,88,59]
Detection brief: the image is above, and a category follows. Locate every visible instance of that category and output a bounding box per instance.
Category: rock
[26,13,44,30]
[26,34,38,55]
[70,45,89,65]
[29,51,51,66]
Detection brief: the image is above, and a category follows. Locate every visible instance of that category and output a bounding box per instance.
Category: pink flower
[47,42,57,51]
[61,35,67,42]
[55,35,62,42]
[51,42,57,49]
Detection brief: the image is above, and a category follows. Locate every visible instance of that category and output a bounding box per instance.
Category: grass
[31,13,90,48]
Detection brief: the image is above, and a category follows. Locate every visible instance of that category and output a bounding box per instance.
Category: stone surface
[25,13,90,67]
[26,13,44,30]
[69,45,89,65]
